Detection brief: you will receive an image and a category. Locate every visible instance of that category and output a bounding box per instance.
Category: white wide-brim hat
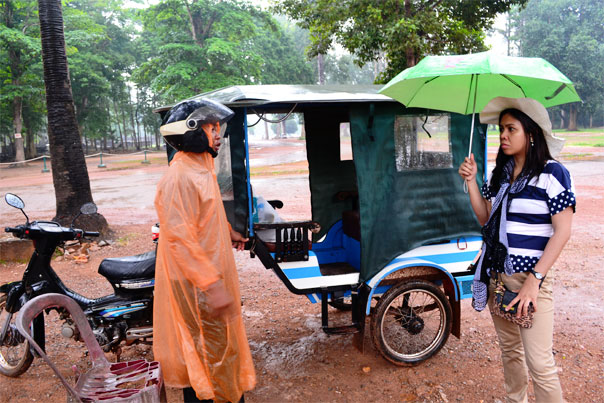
[480,97,565,157]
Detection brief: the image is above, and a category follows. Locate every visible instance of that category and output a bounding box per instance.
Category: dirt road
[0,143,603,402]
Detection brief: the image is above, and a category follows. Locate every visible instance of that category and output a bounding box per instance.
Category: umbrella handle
[464,79,478,194]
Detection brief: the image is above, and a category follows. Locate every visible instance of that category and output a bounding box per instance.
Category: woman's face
[499,113,528,157]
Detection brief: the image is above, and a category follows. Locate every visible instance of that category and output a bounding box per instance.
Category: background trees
[1,0,602,164]
[512,0,604,129]
[0,0,42,162]
[276,0,529,82]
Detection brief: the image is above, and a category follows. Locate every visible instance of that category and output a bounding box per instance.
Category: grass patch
[561,153,594,160]
[103,157,167,171]
[553,127,604,134]
[570,142,604,147]
[250,168,309,177]
[117,233,136,246]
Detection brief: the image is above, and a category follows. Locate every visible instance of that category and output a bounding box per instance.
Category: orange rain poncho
[153,125,256,402]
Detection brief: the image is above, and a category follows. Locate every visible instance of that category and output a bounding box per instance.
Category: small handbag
[489,278,535,328]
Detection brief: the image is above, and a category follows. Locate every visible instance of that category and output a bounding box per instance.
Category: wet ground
[0,140,603,402]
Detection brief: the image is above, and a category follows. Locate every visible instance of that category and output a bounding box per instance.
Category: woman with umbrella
[459,97,574,402]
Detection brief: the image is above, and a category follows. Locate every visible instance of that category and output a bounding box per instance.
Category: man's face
[211,124,221,153]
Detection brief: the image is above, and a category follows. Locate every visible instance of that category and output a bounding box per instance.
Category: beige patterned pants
[489,272,563,403]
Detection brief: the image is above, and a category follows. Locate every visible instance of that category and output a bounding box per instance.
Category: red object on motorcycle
[151,224,160,242]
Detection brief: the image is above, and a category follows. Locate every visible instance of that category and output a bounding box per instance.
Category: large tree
[512,0,604,130]
[0,0,42,161]
[37,0,107,231]
[133,0,315,103]
[277,0,528,82]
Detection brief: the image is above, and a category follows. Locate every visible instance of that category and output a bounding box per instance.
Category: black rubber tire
[0,295,33,377]
[371,280,452,366]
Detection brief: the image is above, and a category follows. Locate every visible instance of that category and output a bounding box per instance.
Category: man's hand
[230,228,248,251]
[205,280,235,319]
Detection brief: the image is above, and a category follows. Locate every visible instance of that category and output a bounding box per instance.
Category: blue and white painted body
[275,252,360,292]
[268,221,481,309]
[364,236,482,314]
[99,302,147,318]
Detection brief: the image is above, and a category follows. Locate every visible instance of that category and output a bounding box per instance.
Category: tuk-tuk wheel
[370,280,452,366]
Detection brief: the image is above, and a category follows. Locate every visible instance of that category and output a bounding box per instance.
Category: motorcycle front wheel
[0,295,33,377]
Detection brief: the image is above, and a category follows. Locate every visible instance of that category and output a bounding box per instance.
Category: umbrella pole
[464,76,479,193]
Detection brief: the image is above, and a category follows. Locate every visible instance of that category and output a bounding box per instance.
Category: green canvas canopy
[156,85,485,283]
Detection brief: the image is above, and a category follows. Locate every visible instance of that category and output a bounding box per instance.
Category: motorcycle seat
[98,251,156,282]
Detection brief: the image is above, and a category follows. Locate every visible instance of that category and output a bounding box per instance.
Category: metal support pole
[41,156,49,173]
[98,152,106,168]
[141,150,150,164]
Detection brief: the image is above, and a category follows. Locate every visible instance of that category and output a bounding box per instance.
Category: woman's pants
[489,272,563,403]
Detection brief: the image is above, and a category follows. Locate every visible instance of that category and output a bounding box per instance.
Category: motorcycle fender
[4,282,25,313]
[1,282,46,355]
[0,282,19,294]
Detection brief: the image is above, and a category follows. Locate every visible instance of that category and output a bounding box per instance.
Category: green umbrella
[380,52,580,115]
[379,51,581,189]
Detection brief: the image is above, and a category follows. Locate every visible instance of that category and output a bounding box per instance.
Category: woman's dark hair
[489,108,553,188]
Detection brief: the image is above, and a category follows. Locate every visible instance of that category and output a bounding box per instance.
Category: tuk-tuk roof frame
[153,84,396,113]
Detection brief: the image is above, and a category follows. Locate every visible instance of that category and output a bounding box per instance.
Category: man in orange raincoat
[154,99,256,402]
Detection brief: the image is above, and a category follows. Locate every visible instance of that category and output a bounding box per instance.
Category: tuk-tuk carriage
[155,84,487,366]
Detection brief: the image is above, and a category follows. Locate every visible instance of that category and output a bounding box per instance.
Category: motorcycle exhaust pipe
[126,327,153,340]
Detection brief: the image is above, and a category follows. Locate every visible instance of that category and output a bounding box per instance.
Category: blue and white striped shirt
[482,160,576,273]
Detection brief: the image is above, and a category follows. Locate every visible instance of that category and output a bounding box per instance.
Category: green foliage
[276,0,528,82]
[513,0,604,128]
[0,0,317,158]
[323,53,375,85]
[0,0,44,157]
[133,0,315,105]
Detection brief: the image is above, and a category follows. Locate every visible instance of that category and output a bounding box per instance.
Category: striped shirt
[481,160,576,273]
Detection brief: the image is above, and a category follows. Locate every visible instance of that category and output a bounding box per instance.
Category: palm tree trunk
[38,0,107,231]
[25,128,36,159]
[13,95,25,162]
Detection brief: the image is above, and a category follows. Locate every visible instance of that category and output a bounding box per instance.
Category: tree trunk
[559,109,566,130]
[25,128,36,159]
[112,99,125,150]
[38,0,107,232]
[568,104,578,131]
[13,96,26,162]
[129,99,139,150]
[317,54,325,85]
[120,100,128,150]
[404,0,417,67]
[264,119,269,140]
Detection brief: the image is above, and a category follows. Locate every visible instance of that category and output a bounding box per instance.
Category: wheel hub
[0,325,25,347]
[405,316,424,334]
[396,307,425,335]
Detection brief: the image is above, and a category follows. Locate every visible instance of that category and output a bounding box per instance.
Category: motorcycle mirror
[5,193,24,210]
[80,202,97,215]
[4,193,29,224]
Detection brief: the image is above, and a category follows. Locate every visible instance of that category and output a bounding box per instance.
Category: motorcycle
[0,193,156,377]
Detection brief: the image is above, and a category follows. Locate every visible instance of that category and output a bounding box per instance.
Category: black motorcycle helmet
[159,98,235,157]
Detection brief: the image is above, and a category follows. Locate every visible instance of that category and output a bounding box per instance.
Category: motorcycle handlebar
[84,231,100,237]
[5,226,23,234]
